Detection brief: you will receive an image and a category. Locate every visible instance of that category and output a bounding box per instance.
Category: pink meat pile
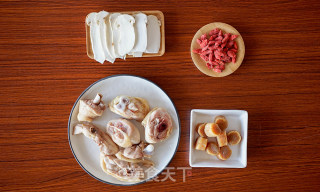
[193,28,238,73]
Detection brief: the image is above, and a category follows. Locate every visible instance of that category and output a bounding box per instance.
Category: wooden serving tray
[86,10,165,59]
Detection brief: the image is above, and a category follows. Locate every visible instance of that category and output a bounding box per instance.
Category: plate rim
[68,74,181,186]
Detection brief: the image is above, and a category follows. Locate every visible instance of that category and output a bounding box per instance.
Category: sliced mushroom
[86,12,105,64]
[73,123,118,155]
[109,13,124,59]
[77,93,106,122]
[129,13,148,57]
[96,11,115,63]
[145,15,161,53]
[115,14,135,57]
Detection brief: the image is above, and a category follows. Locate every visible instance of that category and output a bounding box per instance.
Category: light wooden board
[190,22,245,77]
[86,10,165,60]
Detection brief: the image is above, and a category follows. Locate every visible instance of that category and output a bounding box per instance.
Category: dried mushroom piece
[196,123,207,137]
[227,130,242,145]
[217,146,232,160]
[195,137,208,151]
[217,131,228,147]
[214,115,228,132]
[204,123,221,137]
[206,142,219,156]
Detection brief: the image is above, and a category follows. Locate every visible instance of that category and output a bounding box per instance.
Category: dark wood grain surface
[1,0,320,191]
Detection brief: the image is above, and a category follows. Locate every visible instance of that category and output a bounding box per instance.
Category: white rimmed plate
[189,109,247,168]
[68,75,180,186]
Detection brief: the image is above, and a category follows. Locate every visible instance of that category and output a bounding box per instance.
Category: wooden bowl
[190,22,245,77]
[86,10,165,59]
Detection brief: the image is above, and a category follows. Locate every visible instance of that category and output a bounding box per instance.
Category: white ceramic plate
[68,75,180,186]
[189,109,247,168]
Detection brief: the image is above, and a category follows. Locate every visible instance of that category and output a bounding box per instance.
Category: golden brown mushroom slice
[77,93,106,122]
[100,154,145,182]
[206,142,219,156]
[204,123,221,137]
[217,131,228,147]
[73,123,119,155]
[214,115,228,132]
[217,146,232,160]
[194,136,208,151]
[196,123,206,137]
[227,130,242,145]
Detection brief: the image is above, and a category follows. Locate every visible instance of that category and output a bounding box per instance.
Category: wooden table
[1,0,320,191]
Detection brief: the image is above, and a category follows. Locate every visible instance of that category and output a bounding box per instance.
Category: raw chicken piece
[142,107,173,143]
[106,119,140,148]
[115,142,155,166]
[100,154,144,182]
[109,95,150,121]
[121,142,154,159]
[77,93,105,122]
[73,123,118,155]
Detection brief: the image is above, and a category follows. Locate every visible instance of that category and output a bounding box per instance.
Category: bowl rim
[190,22,246,77]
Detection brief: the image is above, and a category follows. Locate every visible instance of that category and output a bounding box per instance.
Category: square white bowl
[189,109,248,168]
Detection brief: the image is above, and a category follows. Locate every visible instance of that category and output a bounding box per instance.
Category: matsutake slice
[96,11,115,63]
[86,12,105,64]
[109,13,122,59]
[114,14,135,57]
[145,15,161,53]
[130,13,147,57]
